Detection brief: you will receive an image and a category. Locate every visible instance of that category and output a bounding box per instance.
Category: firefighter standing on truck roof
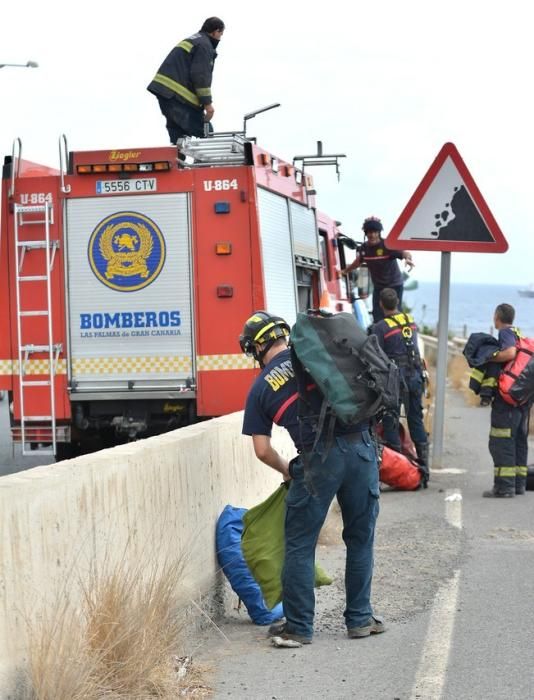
[483,303,530,498]
[147,17,225,143]
[340,216,414,322]
[370,288,429,487]
[239,311,385,645]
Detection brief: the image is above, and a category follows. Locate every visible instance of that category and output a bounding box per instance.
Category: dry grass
[423,365,434,436]
[83,560,185,697]
[23,598,101,700]
[21,554,213,700]
[448,354,479,406]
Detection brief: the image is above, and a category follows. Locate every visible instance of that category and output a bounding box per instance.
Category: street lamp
[0,61,39,69]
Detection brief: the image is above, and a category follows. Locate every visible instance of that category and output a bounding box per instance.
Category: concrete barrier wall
[0,412,294,695]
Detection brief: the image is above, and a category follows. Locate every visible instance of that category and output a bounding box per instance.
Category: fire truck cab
[0,133,360,458]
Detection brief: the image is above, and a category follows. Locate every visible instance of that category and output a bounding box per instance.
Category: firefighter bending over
[370,288,429,486]
[240,311,385,645]
[147,17,225,143]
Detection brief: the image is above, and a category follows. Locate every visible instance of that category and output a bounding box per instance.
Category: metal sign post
[432,252,451,468]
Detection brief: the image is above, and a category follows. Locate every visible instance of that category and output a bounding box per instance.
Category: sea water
[404,281,534,338]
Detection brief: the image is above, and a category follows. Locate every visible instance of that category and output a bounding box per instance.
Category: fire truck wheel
[55,442,81,462]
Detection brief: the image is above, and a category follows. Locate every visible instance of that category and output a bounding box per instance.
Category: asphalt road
[199,389,534,700]
[2,386,533,698]
[0,393,54,476]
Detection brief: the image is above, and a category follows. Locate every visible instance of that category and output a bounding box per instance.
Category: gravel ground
[182,387,534,699]
[298,499,465,635]
[201,477,466,640]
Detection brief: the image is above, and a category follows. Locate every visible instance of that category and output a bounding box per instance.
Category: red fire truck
[0,130,362,458]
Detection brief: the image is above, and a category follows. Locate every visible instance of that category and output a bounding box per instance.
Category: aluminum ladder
[177,133,252,167]
[13,202,61,456]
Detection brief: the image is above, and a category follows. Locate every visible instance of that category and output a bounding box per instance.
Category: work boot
[268,619,286,636]
[415,442,430,488]
[347,615,386,638]
[516,477,527,495]
[268,622,312,644]
[482,488,514,498]
[494,475,516,495]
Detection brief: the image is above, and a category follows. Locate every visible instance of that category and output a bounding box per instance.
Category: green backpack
[290,310,399,432]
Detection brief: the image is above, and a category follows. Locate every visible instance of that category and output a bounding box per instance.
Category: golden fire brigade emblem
[88,211,166,292]
[376,248,384,256]
[100,223,152,279]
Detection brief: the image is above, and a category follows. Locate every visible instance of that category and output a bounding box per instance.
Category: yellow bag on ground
[241,484,332,609]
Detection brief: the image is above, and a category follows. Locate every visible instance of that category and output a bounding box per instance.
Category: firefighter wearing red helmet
[341,216,414,322]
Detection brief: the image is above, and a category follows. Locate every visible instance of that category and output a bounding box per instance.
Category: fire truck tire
[55,442,81,462]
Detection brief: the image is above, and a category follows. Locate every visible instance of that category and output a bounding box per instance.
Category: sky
[1,0,533,286]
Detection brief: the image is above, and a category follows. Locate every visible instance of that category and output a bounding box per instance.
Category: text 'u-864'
[203,179,239,192]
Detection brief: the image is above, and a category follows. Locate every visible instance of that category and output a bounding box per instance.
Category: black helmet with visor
[239,311,290,367]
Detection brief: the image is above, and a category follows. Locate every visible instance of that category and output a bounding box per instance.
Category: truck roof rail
[176,103,280,168]
[177,133,253,168]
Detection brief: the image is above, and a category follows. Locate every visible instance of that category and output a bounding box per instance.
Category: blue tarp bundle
[216,505,284,625]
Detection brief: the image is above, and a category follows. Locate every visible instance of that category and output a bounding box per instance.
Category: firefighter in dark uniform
[484,303,530,498]
[239,311,384,644]
[370,288,429,486]
[341,216,414,322]
[147,17,225,143]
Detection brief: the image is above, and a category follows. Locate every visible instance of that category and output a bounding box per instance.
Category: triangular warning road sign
[386,143,508,253]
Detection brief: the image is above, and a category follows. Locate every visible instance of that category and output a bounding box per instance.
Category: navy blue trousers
[282,432,380,639]
[382,371,427,451]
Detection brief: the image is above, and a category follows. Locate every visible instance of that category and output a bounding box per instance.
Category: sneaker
[268,621,312,644]
[482,489,514,498]
[279,630,312,645]
[347,615,386,638]
[516,489,526,495]
[268,619,286,636]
